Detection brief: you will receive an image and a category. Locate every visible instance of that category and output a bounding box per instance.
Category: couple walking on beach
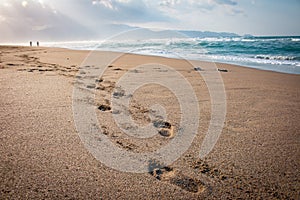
[30,41,39,47]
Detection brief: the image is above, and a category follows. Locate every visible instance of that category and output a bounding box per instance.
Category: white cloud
[0,0,96,42]
[3,1,12,7]
[0,15,5,22]
[156,0,239,13]
[0,0,298,41]
[22,1,28,7]
[213,0,237,6]
[32,24,52,31]
[117,0,131,3]
[159,0,181,6]
[92,0,115,10]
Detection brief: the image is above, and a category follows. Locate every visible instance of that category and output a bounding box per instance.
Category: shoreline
[0,46,299,199]
[1,44,299,75]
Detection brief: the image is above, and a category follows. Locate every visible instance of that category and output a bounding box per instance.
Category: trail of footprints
[17,54,79,77]
[3,52,204,194]
[1,48,79,77]
[94,65,174,138]
[3,52,227,195]
[0,48,231,195]
[93,65,222,195]
[3,54,227,195]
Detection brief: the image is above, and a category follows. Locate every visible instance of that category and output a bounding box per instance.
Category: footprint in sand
[218,68,228,72]
[191,159,227,181]
[153,119,174,138]
[86,84,96,89]
[149,161,206,194]
[98,104,111,111]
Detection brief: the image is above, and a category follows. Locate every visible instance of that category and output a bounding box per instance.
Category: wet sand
[0,46,299,199]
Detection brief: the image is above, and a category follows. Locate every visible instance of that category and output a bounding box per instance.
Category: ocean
[43,36,300,74]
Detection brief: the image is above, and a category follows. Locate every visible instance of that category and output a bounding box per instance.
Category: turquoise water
[43,36,300,74]
[190,36,300,74]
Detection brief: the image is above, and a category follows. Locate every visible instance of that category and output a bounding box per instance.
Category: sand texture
[0,46,299,199]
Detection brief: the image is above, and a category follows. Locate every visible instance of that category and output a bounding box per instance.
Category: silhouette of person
[37,41,39,47]
[30,41,32,46]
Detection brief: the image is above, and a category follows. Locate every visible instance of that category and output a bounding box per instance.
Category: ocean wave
[203,55,300,67]
[196,37,255,42]
[254,55,299,61]
[291,38,300,42]
[195,37,300,43]
[196,55,300,74]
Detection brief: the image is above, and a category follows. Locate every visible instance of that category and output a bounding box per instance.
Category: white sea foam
[291,38,300,42]
[254,55,297,61]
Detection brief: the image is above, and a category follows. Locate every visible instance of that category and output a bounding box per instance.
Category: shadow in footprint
[153,120,174,137]
[98,105,111,111]
[148,160,206,194]
[218,68,228,72]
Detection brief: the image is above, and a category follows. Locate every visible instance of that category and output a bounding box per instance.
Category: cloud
[32,24,53,31]
[4,0,295,41]
[230,8,244,15]
[213,0,237,6]
[159,0,181,7]
[0,0,175,42]
[92,0,115,10]
[51,0,173,25]
[22,1,28,7]
[156,0,239,13]
[0,15,6,22]
[0,0,96,42]
[92,0,132,9]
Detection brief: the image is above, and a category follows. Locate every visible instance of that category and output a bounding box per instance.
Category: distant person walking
[37,41,39,47]
[30,41,32,46]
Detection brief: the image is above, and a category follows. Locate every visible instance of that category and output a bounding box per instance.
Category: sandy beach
[0,46,299,199]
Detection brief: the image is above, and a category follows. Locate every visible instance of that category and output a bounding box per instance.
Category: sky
[0,0,299,42]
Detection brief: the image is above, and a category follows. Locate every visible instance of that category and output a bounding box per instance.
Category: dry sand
[0,46,299,199]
